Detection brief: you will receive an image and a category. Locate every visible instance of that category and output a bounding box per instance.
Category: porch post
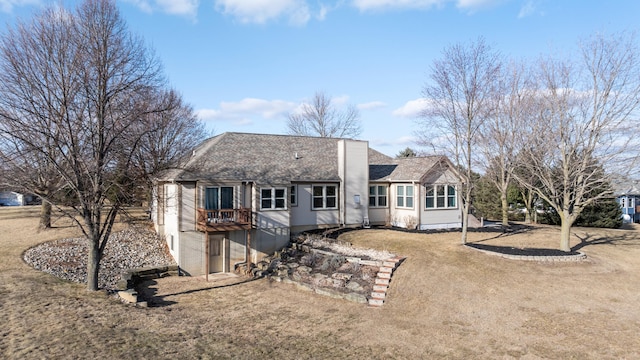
[205,229,209,282]
[246,230,252,274]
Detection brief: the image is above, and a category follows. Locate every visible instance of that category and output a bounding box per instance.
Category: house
[614,181,640,223]
[0,191,39,206]
[152,132,463,276]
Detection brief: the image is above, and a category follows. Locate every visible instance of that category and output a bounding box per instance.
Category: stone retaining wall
[116,265,179,306]
[258,242,405,307]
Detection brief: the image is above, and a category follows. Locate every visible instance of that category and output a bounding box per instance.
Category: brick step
[373,284,388,292]
[377,272,391,279]
[382,261,397,268]
[379,266,393,273]
[368,298,384,307]
[371,291,386,300]
[374,278,390,286]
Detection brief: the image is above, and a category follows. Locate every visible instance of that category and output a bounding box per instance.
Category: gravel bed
[23,226,176,291]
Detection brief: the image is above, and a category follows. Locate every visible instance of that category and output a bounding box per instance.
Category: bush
[538,198,622,229]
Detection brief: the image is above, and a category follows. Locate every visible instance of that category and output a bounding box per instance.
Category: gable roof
[159,132,357,183]
[157,132,460,185]
[370,156,450,182]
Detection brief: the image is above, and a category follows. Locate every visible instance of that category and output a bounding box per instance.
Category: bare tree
[131,88,209,205]
[0,0,167,290]
[513,32,640,251]
[479,60,534,226]
[286,91,362,138]
[417,38,502,243]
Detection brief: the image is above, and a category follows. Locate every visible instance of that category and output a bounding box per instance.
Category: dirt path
[2,208,640,359]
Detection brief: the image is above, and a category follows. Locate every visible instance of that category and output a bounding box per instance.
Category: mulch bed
[466,243,581,256]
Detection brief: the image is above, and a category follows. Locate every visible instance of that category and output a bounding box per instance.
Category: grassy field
[1,207,640,359]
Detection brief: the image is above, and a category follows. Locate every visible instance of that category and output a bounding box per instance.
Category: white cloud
[196,98,297,125]
[373,135,417,146]
[357,101,387,111]
[0,0,40,14]
[455,0,502,9]
[156,0,199,17]
[352,0,507,12]
[392,98,428,118]
[123,0,199,18]
[352,0,444,11]
[518,0,541,18]
[214,0,310,25]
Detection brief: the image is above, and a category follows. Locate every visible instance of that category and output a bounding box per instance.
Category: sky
[1,0,640,157]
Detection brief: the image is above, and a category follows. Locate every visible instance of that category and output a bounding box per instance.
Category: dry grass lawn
[2,207,640,359]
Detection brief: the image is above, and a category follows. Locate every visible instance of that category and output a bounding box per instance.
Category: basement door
[209,234,225,273]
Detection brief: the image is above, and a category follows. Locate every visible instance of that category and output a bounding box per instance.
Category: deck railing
[196,207,252,230]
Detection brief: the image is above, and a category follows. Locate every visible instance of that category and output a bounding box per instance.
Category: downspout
[341,141,347,227]
[415,180,421,230]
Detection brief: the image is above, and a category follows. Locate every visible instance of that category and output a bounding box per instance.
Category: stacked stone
[23,226,176,291]
[368,256,406,307]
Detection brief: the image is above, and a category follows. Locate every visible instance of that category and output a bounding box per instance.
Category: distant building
[614,181,640,223]
[0,191,39,206]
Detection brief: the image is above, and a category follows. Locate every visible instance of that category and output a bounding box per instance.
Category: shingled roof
[158,132,452,184]
[369,156,445,182]
[160,132,353,183]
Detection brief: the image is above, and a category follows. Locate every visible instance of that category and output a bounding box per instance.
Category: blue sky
[1,1,640,156]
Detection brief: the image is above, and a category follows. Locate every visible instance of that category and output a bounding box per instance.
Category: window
[205,186,234,209]
[369,185,387,207]
[312,185,337,209]
[290,185,298,206]
[426,185,457,209]
[261,187,286,210]
[396,185,414,208]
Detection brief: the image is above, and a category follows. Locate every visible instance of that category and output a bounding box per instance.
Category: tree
[418,38,502,243]
[286,91,362,138]
[0,0,168,290]
[513,32,640,251]
[131,88,209,205]
[396,147,417,158]
[471,171,502,221]
[479,60,533,226]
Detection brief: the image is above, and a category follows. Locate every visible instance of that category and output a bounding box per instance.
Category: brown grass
[2,207,640,359]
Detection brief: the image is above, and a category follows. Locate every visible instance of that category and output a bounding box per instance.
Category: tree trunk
[461,203,469,244]
[501,191,509,226]
[39,200,52,229]
[559,210,572,252]
[87,237,100,291]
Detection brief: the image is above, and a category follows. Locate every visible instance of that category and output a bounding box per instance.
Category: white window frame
[290,185,298,207]
[312,184,338,210]
[260,187,287,210]
[369,185,388,208]
[396,184,414,209]
[425,184,457,209]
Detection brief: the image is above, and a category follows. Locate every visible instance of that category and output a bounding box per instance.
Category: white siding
[389,183,419,229]
[290,184,340,229]
[179,182,196,231]
[164,184,179,262]
[420,168,462,229]
[338,140,369,226]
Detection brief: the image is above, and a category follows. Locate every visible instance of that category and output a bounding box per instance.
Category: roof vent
[294,152,299,159]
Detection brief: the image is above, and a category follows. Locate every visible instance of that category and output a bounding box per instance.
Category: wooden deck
[196,208,253,232]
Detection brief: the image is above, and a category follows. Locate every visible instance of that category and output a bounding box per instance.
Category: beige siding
[339,140,370,226]
[290,184,340,228]
[179,182,196,232]
[178,231,204,276]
